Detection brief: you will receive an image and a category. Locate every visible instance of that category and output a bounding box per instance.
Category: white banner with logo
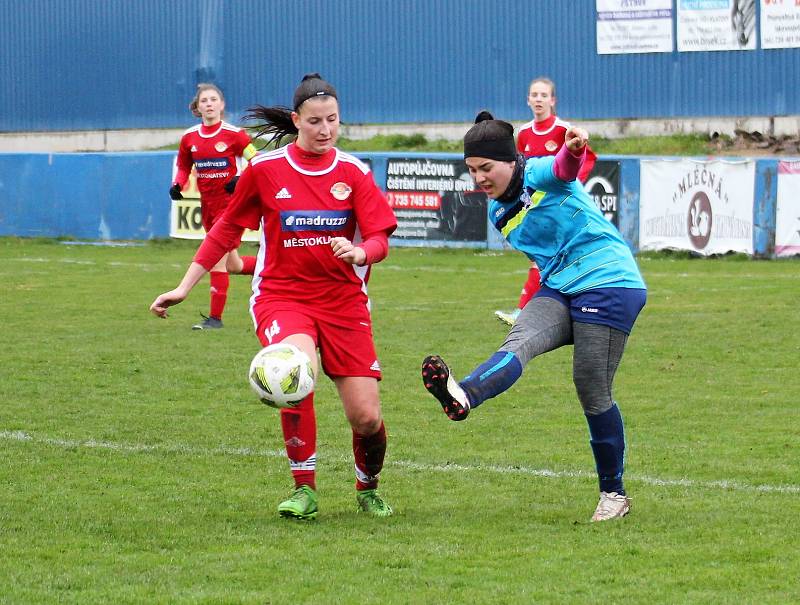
[761,1,800,49]
[678,0,757,52]
[640,159,755,255]
[776,160,800,257]
[596,0,674,54]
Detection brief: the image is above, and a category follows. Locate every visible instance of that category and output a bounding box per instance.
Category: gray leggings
[500,296,628,416]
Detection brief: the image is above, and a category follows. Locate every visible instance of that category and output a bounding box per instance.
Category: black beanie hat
[463,110,517,161]
[293,73,338,111]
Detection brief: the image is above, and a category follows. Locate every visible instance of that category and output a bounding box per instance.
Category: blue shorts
[534,285,647,335]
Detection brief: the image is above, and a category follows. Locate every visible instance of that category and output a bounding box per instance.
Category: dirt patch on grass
[710,129,800,156]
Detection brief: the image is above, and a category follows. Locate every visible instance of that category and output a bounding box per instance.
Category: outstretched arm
[150,262,208,318]
[150,217,245,318]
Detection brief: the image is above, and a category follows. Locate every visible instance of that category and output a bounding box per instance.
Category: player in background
[422,112,646,522]
[494,77,597,327]
[152,74,397,520]
[170,83,258,330]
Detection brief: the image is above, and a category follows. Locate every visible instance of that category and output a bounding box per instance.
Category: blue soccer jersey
[488,156,645,294]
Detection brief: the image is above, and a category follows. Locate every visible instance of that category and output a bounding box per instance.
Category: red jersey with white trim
[175,121,253,203]
[223,143,397,317]
[516,115,597,183]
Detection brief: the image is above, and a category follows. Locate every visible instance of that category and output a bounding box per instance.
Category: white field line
[3,429,798,495]
[11,257,798,282]
[11,257,183,269]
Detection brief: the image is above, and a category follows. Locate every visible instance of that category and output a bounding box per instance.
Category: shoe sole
[421,355,469,421]
[357,507,393,517]
[278,508,318,520]
[494,312,515,326]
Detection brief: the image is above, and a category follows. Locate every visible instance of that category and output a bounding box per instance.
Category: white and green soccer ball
[248,343,315,408]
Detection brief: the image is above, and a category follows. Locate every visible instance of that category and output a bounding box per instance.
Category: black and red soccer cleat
[421,355,471,421]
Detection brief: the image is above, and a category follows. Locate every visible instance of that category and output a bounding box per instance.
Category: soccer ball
[248,343,315,408]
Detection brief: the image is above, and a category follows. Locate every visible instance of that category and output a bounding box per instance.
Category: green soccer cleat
[278,485,318,520]
[356,489,393,517]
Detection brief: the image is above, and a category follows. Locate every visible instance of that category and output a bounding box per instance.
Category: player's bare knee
[349,410,382,435]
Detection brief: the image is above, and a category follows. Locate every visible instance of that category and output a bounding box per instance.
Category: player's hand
[330,236,366,266]
[564,127,589,153]
[150,289,187,318]
[224,176,239,194]
[169,184,183,200]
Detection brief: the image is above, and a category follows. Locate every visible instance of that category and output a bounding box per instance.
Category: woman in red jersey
[151,74,397,519]
[494,77,598,327]
[170,83,258,330]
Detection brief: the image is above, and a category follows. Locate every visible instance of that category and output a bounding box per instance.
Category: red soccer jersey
[516,115,597,183]
[222,143,397,317]
[175,121,253,203]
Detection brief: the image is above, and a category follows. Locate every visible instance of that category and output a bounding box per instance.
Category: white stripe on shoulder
[554,117,572,129]
[251,147,287,166]
[518,120,535,132]
[221,121,242,133]
[183,124,202,135]
[337,151,371,175]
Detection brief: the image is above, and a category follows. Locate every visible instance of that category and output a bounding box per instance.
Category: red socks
[280,395,317,490]
[280,399,387,493]
[239,255,257,275]
[209,271,229,319]
[518,265,541,310]
[353,422,387,491]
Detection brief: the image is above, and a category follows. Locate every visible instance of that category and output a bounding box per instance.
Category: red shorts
[253,303,382,380]
[201,196,230,233]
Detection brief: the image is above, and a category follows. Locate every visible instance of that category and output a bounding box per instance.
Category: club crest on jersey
[215,142,228,152]
[281,210,351,231]
[330,182,352,201]
[545,140,558,152]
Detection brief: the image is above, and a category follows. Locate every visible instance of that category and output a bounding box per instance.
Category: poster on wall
[639,159,755,255]
[775,160,800,257]
[761,0,800,49]
[677,0,757,52]
[385,158,487,243]
[596,0,674,54]
[584,160,621,227]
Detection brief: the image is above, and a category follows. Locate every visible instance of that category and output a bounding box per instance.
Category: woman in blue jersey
[421,111,646,522]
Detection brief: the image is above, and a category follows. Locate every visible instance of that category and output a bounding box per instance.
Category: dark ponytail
[244,105,297,148]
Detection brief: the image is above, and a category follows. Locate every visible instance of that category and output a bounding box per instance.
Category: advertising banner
[584,160,621,227]
[640,159,755,254]
[761,0,800,49]
[678,0,756,51]
[596,0,673,54]
[385,158,487,243]
[775,160,800,257]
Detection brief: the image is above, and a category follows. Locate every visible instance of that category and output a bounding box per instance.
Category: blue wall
[0,153,172,240]
[2,1,799,132]
[0,151,781,258]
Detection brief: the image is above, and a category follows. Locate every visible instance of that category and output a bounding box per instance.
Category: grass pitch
[1,238,798,604]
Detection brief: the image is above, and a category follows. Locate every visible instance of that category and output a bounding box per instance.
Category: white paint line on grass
[3,429,798,495]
